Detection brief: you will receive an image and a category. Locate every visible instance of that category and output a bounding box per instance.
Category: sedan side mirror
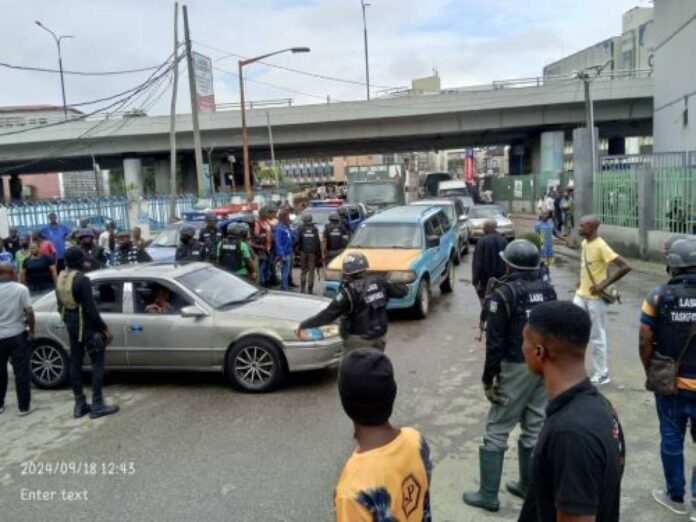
[459,215,468,222]
[181,305,208,318]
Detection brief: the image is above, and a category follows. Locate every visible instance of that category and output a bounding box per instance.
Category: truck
[345,164,406,212]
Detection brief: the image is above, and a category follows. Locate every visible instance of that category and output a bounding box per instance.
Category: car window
[439,211,452,232]
[425,215,443,237]
[132,281,190,315]
[177,266,260,308]
[92,281,124,314]
[349,208,360,220]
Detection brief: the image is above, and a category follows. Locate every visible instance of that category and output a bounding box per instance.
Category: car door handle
[130,324,144,333]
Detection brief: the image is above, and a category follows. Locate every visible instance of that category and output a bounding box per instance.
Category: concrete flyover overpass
[0,72,653,182]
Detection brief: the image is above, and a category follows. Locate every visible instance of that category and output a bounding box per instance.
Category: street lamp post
[360,0,371,100]
[238,47,310,201]
[35,21,74,118]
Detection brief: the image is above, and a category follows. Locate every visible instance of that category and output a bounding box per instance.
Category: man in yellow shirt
[573,215,632,386]
[335,348,432,522]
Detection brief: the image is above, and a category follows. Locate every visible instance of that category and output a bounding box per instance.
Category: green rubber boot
[462,447,505,512]
[506,441,534,499]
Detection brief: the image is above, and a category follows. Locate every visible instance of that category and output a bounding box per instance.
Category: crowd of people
[5,202,696,521]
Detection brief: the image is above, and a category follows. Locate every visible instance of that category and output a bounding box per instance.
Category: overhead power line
[212,65,329,101]
[193,40,396,89]
[0,53,181,76]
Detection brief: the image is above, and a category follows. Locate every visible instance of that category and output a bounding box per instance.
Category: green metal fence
[7,197,130,234]
[653,152,696,233]
[594,159,639,228]
[492,173,574,212]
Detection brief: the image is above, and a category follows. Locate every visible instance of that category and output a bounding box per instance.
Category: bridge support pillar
[539,131,565,191]
[123,157,143,199]
[154,158,171,195]
[608,136,626,156]
[181,155,198,194]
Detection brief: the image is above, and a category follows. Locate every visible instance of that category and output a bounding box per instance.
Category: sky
[0,0,653,116]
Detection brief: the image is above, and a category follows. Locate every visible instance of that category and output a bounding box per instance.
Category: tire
[440,262,455,294]
[30,340,70,389]
[226,337,286,393]
[412,278,431,319]
[453,244,462,266]
[463,240,470,256]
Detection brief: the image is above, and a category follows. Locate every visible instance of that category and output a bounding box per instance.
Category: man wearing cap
[297,253,407,352]
[0,261,34,416]
[39,212,71,271]
[323,212,349,265]
[640,237,696,515]
[78,229,107,272]
[57,247,118,419]
[112,230,152,266]
[200,211,222,254]
[296,213,322,294]
[175,226,207,263]
[463,239,556,513]
[335,348,432,522]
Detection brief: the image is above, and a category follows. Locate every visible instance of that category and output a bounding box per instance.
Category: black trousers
[67,328,105,405]
[0,333,31,411]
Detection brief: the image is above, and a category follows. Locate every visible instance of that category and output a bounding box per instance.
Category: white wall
[653,0,696,153]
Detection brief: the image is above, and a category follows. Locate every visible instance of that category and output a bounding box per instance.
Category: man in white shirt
[98,221,116,265]
[0,261,34,416]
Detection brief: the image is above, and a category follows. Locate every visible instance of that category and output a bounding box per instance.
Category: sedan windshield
[150,226,182,247]
[470,206,504,219]
[177,267,260,308]
[349,223,422,249]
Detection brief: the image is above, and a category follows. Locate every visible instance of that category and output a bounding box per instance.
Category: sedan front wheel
[226,337,285,393]
[30,341,70,389]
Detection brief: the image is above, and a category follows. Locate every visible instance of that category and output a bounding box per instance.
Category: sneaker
[653,489,687,515]
[590,373,611,386]
[17,407,35,417]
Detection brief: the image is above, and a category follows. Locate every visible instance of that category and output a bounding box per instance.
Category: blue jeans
[280,256,291,290]
[259,256,270,286]
[655,393,696,502]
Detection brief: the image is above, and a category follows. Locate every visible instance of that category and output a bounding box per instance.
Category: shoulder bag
[646,323,696,396]
[582,247,621,305]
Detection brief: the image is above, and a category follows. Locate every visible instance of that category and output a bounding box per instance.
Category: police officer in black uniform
[56,247,119,419]
[323,212,349,265]
[112,230,152,266]
[200,211,221,256]
[463,239,557,512]
[77,228,107,272]
[175,226,207,263]
[296,253,407,352]
[215,222,256,280]
[640,237,696,512]
[296,213,322,294]
[337,207,352,237]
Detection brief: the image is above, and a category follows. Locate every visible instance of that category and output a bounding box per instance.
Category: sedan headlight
[388,270,417,284]
[324,269,342,281]
[295,324,340,341]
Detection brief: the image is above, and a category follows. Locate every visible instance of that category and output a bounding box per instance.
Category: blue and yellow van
[323,205,457,319]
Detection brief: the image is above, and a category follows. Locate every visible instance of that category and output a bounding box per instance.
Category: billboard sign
[193,52,215,112]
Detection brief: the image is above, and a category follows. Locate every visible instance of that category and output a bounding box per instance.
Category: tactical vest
[200,228,220,246]
[113,245,142,266]
[56,270,85,341]
[493,276,557,360]
[344,277,389,340]
[655,274,696,378]
[299,224,319,253]
[176,241,204,262]
[217,239,244,272]
[325,224,345,252]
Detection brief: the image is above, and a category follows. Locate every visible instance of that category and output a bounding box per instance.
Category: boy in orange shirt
[335,348,432,521]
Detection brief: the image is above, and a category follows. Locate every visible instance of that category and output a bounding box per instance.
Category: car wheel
[453,244,462,266]
[30,340,70,389]
[412,278,431,319]
[463,240,470,255]
[226,337,285,393]
[440,262,455,294]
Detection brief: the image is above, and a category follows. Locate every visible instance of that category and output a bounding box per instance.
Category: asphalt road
[0,248,689,521]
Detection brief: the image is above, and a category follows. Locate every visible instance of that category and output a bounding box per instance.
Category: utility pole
[205,143,216,196]
[168,2,180,220]
[266,111,278,186]
[182,5,206,198]
[35,21,74,118]
[360,0,371,100]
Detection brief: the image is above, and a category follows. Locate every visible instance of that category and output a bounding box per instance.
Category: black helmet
[302,213,313,224]
[664,235,688,256]
[226,222,246,238]
[499,239,540,271]
[238,222,250,239]
[329,212,340,223]
[241,213,256,226]
[667,238,696,268]
[337,207,347,216]
[342,252,369,276]
[180,225,196,238]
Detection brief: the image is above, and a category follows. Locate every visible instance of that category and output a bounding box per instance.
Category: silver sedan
[30,263,343,393]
